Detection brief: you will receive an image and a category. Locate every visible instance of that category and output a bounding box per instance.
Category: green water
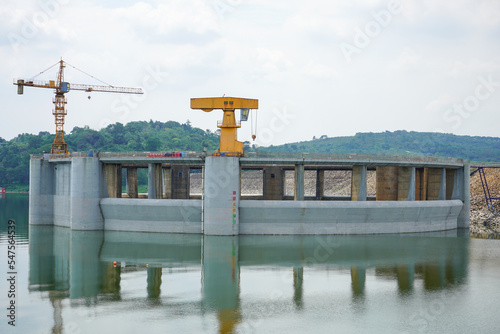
[1,194,500,333]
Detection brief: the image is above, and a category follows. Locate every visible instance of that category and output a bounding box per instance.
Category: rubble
[469,167,500,235]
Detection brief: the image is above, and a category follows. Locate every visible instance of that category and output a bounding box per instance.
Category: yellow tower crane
[190,97,258,157]
[14,59,143,154]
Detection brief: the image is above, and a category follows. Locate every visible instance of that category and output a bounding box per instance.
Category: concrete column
[204,157,240,235]
[70,158,106,230]
[458,164,470,228]
[407,167,416,201]
[294,164,305,201]
[351,165,367,201]
[171,165,190,199]
[438,168,446,200]
[126,167,138,198]
[29,159,55,225]
[376,166,398,201]
[104,164,122,198]
[148,163,163,199]
[397,167,416,201]
[415,168,427,200]
[263,166,284,200]
[446,169,455,200]
[53,163,71,227]
[452,168,464,200]
[163,168,172,198]
[203,236,240,332]
[316,169,325,200]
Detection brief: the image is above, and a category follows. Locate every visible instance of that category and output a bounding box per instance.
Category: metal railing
[217,120,241,128]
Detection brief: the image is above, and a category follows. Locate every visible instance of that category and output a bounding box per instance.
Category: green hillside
[260,130,500,162]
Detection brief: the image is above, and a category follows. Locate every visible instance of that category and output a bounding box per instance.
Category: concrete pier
[104,164,122,198]
[70,158,106,230]
[203,157,240,235]
[148,163,163,199]
[351,166,367,201]
[29,159,55,225]
[126,167,138,198]
[294,164,305,201]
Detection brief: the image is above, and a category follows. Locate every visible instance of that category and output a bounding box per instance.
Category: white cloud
[1,0,500,144]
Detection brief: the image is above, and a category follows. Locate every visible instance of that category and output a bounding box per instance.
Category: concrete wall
[203,157,240,235]
[100,198,202,233]
[239,200,463,235]
[263,166,284,200]
[53,162,71,227]
[376,166,399,200]
[70,158,106,230]
[99,198,463,235]
[29,159,55,225]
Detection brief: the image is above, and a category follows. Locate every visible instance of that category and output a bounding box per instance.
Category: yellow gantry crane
[191,97,259,156]
[14,59,143,154]
[190,97,258,157]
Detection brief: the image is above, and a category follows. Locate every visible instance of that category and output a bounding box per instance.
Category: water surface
[1,194,499,333]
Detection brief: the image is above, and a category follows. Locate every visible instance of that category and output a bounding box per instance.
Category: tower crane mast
[14,59,143,154]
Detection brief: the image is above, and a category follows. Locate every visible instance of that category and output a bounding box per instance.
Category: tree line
[0,120,219,191]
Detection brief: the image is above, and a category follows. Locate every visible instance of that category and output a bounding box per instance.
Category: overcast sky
[1,0,499,146]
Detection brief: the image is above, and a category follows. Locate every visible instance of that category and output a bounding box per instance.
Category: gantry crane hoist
[14,59,143,154]
[190,97,258,157]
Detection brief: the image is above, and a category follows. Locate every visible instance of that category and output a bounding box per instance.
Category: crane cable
[30,60,115,88]
[64,61,115,87]
[31,61,60,79]
[251,109,257,141]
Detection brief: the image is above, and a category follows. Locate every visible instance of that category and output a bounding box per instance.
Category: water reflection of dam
[30,227,469,333]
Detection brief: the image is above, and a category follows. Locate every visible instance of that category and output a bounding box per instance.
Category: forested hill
[1,123,500,191]
[261,130,500,162]
[0,120,220,190]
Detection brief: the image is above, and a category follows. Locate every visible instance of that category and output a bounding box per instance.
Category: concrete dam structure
[29,152,470,235]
